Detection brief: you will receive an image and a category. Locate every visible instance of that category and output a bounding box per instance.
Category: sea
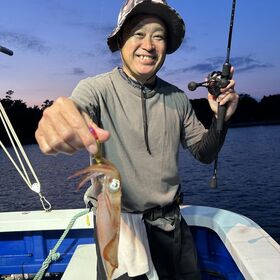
[0,125,280,244]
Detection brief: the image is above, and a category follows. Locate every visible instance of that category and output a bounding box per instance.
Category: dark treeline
[1,90,280,146]
[191,93,280,128]
[0,90,53,145]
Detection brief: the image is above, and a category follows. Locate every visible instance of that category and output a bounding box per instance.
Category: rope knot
[50,251,60,262]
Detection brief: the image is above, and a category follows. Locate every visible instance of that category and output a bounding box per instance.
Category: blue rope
[33,209,90,280]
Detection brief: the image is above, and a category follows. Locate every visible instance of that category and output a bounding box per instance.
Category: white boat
[1,205,280,280]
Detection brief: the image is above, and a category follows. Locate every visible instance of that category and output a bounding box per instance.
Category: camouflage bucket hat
[107,0,185,54]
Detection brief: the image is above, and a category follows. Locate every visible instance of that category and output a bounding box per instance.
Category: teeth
[139,55,154,60]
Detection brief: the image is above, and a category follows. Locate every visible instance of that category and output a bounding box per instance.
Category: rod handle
[217,103,226,131]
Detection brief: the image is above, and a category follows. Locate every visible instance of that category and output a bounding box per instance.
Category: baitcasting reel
[188,61,232,132]
[188,62,231,98]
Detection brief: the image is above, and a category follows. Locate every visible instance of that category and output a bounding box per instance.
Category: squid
[69,129,121,280]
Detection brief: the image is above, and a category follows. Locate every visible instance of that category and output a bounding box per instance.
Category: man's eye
[134,32,144,38]
[154,34,166,40]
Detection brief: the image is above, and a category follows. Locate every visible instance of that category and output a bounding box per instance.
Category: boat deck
[1,206,280,279]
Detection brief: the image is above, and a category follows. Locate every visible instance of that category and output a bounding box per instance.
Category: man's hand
[35,97,110,155]
[207,67,239,122]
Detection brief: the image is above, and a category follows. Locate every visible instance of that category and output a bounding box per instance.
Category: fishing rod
[0,45,13,56]
[188,0,237,188]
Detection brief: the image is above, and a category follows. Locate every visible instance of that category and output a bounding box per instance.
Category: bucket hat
[107,0,185,54]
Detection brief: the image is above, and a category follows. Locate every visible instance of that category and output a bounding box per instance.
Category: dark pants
[94,211,201,280]
[145,217,201,280]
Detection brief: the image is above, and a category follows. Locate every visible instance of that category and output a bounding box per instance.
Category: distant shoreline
[229,120,280,128]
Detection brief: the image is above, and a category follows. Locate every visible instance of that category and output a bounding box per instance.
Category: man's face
[120,15,167,84]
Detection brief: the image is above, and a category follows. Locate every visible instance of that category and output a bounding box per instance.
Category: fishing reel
[206,62,231,98]
[188,62,231,98]
[188,62,232,132]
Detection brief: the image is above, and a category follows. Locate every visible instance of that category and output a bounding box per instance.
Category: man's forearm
[188,118,229,164]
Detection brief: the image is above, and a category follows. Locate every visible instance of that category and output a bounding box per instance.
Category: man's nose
[142,36,154,50]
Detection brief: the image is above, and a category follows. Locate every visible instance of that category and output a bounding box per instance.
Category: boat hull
[1,206,280,279]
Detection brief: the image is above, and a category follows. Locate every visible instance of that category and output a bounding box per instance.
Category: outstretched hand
[35,97,110,155]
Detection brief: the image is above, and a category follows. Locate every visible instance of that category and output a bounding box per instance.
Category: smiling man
[35,0,239,279]
[119,15,167,84]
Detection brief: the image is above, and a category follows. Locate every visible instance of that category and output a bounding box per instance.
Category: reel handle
[0,45,13,56]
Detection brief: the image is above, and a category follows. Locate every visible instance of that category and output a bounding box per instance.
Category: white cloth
[112,213,159,280]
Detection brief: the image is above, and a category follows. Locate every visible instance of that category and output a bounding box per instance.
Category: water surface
[1,125,279,243]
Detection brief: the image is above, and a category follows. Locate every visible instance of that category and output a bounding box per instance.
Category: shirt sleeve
[69,77,100,124]
[188,117,229,164]
[179,94,207,148]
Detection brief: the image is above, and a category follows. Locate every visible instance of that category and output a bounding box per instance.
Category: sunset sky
[0,0,279,106]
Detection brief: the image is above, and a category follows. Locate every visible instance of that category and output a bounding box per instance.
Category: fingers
[207,68,239,121]
[217,78,237,105]
[228,66,234,79]
[35,97,110,155]
[213,67,236,104]
[35,112,77,155]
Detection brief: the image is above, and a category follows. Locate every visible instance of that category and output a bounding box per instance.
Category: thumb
[89,121,110,143]
[82,112,110,143]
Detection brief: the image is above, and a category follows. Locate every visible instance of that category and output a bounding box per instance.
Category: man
[36,0,239,279]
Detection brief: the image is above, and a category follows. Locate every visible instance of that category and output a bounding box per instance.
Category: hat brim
[107,2,185,54]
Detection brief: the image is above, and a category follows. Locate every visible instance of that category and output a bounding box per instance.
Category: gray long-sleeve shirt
[70,67,226,212]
